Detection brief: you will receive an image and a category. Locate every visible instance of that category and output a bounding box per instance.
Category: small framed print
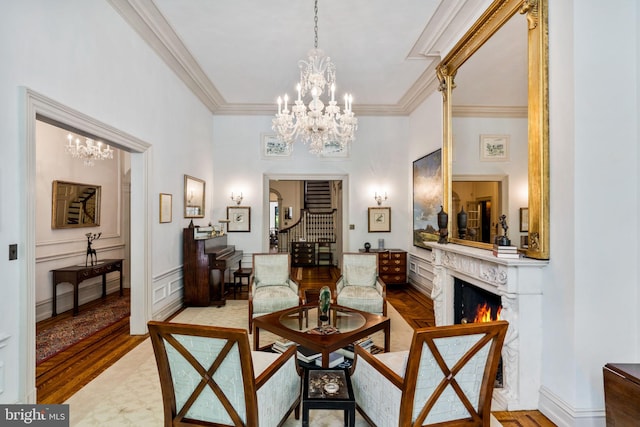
[227,206,251,232]
[519,207,529,232]
[184,175,205,218]
[320,140,349,159]
[480,134,509,161]
[159,193,172,223]
[262,133,291,158]
[368,207,391,232]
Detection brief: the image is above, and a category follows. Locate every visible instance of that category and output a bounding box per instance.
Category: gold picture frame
[159,193,172,223]
[184,175,205,218]
[227,206,251,232]
[368,207,391,233]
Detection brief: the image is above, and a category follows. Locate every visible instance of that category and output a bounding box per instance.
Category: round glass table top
[279,305,366,334]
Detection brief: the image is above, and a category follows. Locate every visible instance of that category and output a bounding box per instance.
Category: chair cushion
[337,285,383,314]
[252,286,299,315]
[254,256,289,286]
[344,264,376,287]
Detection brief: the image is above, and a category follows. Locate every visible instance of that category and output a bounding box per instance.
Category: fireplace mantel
[427,242,548,410]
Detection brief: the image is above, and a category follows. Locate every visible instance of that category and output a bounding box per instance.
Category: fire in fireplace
[454,278,504,388]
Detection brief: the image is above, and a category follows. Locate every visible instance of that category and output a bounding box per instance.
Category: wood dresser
[359,249,407,285]
[603,363,640,425]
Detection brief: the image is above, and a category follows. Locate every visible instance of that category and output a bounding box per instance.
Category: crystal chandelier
[272,0,357,155]
[65,133,114,166]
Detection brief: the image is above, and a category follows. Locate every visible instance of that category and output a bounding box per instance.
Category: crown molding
[453,105,527,118]
[109,0,446,117]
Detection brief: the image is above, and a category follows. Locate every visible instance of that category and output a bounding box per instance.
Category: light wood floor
[36,267,555,426]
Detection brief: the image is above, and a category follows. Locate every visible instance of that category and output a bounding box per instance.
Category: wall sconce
[374,192,387,206]
[230,192,243,205]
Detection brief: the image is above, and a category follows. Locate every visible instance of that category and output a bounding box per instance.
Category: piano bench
[232,268,252,298]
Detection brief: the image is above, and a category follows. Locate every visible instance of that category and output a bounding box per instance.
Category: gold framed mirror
[51,180,101,229]
[436,0,549,259]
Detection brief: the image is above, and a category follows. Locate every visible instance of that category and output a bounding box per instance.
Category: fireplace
[427,242,547,410]
[453,278,504,388]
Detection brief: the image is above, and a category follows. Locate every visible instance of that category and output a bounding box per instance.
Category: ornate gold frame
[436,0,549,259]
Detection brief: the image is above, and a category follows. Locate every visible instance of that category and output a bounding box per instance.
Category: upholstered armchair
[249,253,302,332]
[148,321,302,427]
[350,320,508,427]
[335,253,387,316]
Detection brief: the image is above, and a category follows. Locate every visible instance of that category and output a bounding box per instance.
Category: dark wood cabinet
[359,249,407,285]
[603,363,640,426]
[292,242,316,266]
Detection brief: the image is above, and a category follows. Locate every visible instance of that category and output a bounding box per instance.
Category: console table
[51,259,123,316]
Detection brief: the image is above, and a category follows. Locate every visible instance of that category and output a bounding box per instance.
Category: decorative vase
[364,242,371,252]
[318,286,331,329]
[437,206,449,244]
[457,206,468,239]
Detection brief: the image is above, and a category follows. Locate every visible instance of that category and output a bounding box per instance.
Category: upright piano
[183,228,243,307]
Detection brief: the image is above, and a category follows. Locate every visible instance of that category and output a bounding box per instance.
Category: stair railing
[278,209,337,253]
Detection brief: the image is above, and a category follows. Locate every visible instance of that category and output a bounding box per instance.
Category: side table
[303,368,355,427]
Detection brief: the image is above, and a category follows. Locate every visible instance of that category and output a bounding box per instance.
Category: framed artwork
[184,175,205,218]
[368,207,391,232]
[262,133,291,158]
[412,149,442,248]
[320,140,349,158]
[227,206,251,232]
[480,134,510,161]
[159,193,172,223]
[519,207,529,232]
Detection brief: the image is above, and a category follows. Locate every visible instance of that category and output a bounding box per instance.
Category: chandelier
[65,133,114,166]
[272,0,357,155]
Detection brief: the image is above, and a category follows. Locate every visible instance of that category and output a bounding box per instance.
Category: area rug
[36,295,130,365]
[64,301,502,426]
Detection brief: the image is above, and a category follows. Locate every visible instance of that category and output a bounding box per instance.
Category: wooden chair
[350,320,508,426]
[335,253,387,316]
[148,321,302,426]
[248,253,302,332]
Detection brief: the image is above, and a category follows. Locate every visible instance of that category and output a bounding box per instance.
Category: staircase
[67,188,97,224]
[305,181,332,212]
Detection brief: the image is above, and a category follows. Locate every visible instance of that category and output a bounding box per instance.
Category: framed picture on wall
[227,206,251,232]
[159,193,172,223]
[184,175,205,218]
[262,133,291,158]
[368,207,391,232]
[412,149,442,248]
[480,134,510,161]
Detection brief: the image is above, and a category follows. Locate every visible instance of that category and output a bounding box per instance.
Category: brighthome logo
[1,405,68,426]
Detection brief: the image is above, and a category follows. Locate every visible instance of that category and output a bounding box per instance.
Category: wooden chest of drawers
[359,249,407,285]
[292,242,316,266]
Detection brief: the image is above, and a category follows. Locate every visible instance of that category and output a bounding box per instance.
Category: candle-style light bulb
[331,83,335,102]
[284,94,288,112]
[277,96,282,114]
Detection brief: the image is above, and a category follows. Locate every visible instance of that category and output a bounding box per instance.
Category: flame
[473,303,502,323]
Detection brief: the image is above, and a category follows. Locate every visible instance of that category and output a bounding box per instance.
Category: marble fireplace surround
[427,242,548,410]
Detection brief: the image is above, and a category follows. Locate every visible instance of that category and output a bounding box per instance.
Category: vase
[437,206,449,244]
[457,206,468,239]
[318,286,331,329]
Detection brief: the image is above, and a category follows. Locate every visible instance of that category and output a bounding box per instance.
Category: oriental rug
[36,295,130,365]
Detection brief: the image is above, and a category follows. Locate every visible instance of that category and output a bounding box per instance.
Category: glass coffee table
[253,303,390,368]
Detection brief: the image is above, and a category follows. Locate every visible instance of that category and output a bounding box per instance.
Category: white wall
[539,0,639,425]
[0,0,213,403]
[211,115,411,260]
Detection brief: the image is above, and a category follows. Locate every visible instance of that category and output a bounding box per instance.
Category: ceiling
[108,0,515,116]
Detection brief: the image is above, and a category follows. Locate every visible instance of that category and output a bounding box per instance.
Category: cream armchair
[148,321,301,427]
[249,253,302,332]
[335,253,387,316]
[350,321,508,427]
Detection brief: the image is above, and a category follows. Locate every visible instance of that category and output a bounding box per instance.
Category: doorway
[23,89,151,403]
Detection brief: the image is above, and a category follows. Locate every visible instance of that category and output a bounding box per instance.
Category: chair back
[148,321,259,426]
[342,253,378,286]
[401,321,508,426]
[252,253,290,286]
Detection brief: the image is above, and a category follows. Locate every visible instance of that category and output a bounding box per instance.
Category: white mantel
[427,242,548,410]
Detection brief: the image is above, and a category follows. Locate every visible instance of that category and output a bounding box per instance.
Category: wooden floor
[36,267,555,426]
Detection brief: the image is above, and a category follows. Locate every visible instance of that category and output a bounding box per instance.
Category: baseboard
[538,386,606,427]
[152,298,184,321]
